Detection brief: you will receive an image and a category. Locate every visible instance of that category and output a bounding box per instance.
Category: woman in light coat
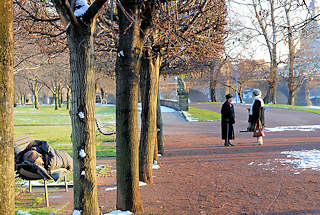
[248,89,265,145]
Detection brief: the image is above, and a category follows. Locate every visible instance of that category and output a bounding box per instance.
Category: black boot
[228,142,234,146]
[224,142,230,147]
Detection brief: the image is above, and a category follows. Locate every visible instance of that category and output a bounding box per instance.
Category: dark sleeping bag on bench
[15,140,73,181]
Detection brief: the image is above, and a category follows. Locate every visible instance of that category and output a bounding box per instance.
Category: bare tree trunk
[59,87,62,108]
[23,94,26,105]
[305,79,312,106]
[115,0,154,211]
[286,7,295,106]
[13,87,17,107]
[271,51,278,104]
[209,58,220,102]
[68,24,100,215]
[288,91,295,105]
[238,87,243,103]
[100,87,104,103]
[115,8,144,213]
[139,51,160,184]
[253,0,278,104]
[154,139,159,164]
[34,90,39,110]
[54,92,59,110]
[67,86,71,110]
[209,79,217,102]
[157,89,164,155]
[0,1,15,214]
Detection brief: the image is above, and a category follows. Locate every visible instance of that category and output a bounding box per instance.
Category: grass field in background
[14,105,116,157]
[190,102,320,120]
[265,104,320,114]
[188,106,221,121]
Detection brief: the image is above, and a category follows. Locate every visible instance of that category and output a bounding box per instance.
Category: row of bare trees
[226,0,320,105]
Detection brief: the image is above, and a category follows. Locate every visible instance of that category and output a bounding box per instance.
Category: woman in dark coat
[221,94,235,146]
[248,89,265,145]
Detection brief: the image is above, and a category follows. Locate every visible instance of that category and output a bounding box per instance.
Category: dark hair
[225,94,233,99]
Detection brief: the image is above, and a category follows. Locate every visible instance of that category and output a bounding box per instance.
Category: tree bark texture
[156,89,164,155]
[286,10,295,106]
[115,0,155,210]
[30,82,40,110]
[0,0,15,214]
[68,24,100,214]
[116,15,143,215]
[54,93,59,110]
[67,86,71,110]
[115,3,145,213]
[288,91,295,106]
[209,59,220,102]
[304,80,312,106]
[59,87,62,108]
[34,90,39,109]
[139,51,160,184]
[270,1,278,105]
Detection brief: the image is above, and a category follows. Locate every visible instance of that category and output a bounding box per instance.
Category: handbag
[253,120,265,137]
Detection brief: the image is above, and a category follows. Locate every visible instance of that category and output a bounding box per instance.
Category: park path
[23,103,320,214]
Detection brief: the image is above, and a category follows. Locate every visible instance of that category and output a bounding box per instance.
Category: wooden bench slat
[96,119,115,135]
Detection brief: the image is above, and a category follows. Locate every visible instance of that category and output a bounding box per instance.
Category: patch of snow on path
[105,181,147,191]
[104,210,133,215]
[280,149,320,171]
[248,150,320,174]
[265,125,320,132]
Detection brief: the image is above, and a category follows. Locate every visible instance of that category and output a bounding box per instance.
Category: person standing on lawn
[221,94,235,147]
[248,89,265,145]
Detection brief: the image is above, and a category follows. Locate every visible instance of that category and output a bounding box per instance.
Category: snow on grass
[17,211,32,215]
[264,125,320,132]
[181,111,198,121]
[104,210,133,215]
[300,106,320,109]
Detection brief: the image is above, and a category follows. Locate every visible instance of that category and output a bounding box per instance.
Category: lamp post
[235,64,238,104]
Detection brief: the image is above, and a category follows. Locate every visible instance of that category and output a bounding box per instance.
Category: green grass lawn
[188,106,221,121]
[14,104,116,157]
[265,104,320,114]
[189,102,320,121]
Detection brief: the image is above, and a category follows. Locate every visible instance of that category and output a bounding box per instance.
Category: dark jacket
[221,101,235,140]
[249,99,265,127]
[221,101,235,124]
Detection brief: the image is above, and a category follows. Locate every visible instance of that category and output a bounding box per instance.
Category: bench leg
[64,175,68,192]
[44,180,49,207]
[29,180,32,193]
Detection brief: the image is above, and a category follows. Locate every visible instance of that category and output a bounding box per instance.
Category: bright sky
[226,0,320,62]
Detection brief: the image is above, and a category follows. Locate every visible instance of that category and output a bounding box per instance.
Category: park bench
[14,136,71,207]
[96,118,116,136]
